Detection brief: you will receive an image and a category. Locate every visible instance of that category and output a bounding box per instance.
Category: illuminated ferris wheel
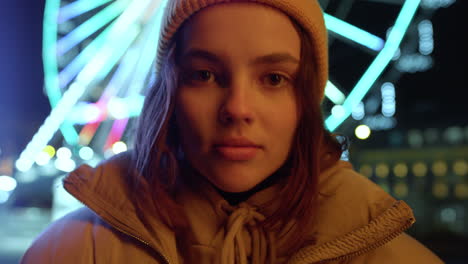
[14,0,453,173]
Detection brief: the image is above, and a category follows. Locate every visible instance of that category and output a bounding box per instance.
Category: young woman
[22,0,443,263]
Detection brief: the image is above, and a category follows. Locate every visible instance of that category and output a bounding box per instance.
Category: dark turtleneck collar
[179,158,291,206]
[214,165,289,206]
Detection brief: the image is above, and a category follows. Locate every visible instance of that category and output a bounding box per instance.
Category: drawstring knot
[220,202,276,264]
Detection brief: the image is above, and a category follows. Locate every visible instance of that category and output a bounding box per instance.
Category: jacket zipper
[315,217,415,263]
[110,221,171,264]
[73,198,172,264]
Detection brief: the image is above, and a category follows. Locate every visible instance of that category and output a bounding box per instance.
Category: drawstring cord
[220,202,276,264]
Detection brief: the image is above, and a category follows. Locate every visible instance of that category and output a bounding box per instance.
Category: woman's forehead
[177,2,301,61]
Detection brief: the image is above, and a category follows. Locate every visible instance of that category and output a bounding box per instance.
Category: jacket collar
[63,153,415,263]
[297,160,415,263]
[63,153,178,263]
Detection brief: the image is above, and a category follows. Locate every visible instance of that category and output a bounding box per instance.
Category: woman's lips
[214,146,260,161]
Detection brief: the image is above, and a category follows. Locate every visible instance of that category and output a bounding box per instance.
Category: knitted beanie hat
[156,0,328,100]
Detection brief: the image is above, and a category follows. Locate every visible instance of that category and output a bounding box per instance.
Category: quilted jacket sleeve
[20,208,96,264]
[20,207,165,264]
[355,232,445,264]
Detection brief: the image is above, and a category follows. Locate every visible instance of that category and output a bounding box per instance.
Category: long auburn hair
[130,17,344,253]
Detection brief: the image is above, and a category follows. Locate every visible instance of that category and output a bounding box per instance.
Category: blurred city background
[0,0,467,263]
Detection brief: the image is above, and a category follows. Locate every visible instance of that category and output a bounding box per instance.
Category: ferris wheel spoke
[325,81,346,105]
[52,24,141,155]
[324,13,385,52]
[57,0,128,56]
[103,47,142,99]
[104,118,129,150]
[58,25,112,89]
[58,0,113,23]
[60,0,150,90]
[74,0,151,85]
[125,7,164,96]
[103,10,160,99]
[326,0,421,131]
[82,34,152,139]
[90,4,163,125]
[76,25,141,93]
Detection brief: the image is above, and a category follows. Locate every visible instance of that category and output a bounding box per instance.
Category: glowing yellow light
[393,163,408,178]
[43,145,56,158]
[112,141,127,154]
[454,184,468,199]
[412,162,427,177]
[355,125,371,140]
[394,182,408,198]
[453,160,468,176]
[359,164,373,178]
[376,163,389,178]
[433,183,448,199]
[432,161,447,177]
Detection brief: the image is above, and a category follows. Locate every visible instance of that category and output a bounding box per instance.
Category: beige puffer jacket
[21,154,444,263]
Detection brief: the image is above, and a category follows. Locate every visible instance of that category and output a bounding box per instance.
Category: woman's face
[175,3,301,193]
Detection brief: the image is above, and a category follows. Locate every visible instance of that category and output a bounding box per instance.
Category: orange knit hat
[155,0,328,100]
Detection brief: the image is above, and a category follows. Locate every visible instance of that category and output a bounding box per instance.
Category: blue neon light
[325,0,421,131]
[17,0,153,170]
[58,0,113,23]
[57,0,126,56]
[325,81,346,105]
[324,14,385,52]
[16,82,86,171]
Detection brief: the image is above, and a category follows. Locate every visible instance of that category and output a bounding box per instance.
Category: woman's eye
[190,70,214,82]
[264,73,288,87]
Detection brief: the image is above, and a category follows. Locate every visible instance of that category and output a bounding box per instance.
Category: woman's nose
[218,82,254,125]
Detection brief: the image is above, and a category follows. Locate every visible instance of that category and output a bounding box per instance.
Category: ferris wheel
[14,0,452,173]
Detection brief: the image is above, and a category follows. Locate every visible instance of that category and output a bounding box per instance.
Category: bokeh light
[376,163,389,178]
[394,182,408,197]
[453,160,468,176]
[355,124,371,140]
[454,184,468,199]
[112,141,127,154]
[433,182,449,199]
[15,159,32,172]
[359,164,373,177]
[408,129,423,147]
[412,162,428,177]
[54,158,76,172]
[0,175,17,192]
[78,146,94,161]
[432,160,448,177]
[43,145,56,158]
[393,162,408,178]
[35,151,52,166]
[56,147,72,160]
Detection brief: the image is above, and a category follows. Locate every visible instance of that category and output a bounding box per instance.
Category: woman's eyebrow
[180,48,299,66]
[181,49,222,64]
[251,53,299,66]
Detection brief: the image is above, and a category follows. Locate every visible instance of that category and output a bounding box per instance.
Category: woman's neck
[215,168,286,205]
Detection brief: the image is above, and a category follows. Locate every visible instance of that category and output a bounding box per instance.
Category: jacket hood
[63,152,414,263]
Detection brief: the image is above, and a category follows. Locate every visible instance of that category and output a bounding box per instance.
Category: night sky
[397,1,467,128]
[0,0,48,158]
[0,0,466,159]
